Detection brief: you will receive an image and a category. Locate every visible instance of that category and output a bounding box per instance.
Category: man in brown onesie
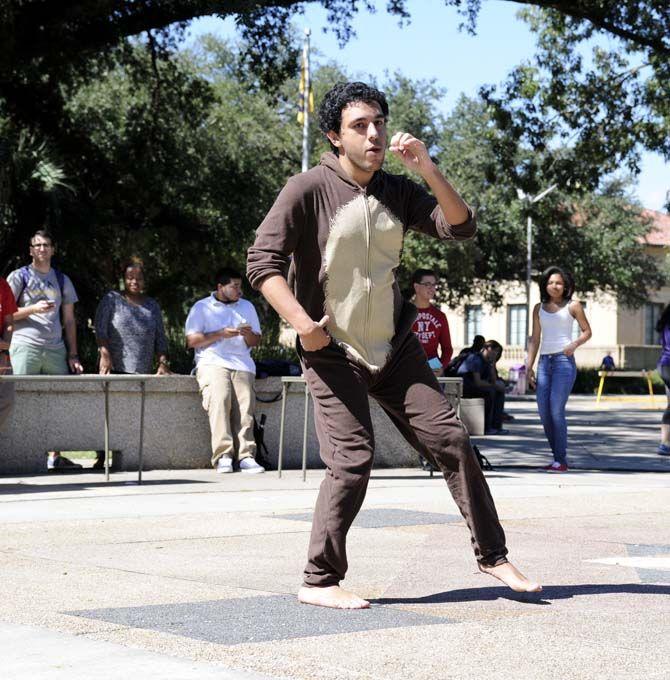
[247,82,541,609]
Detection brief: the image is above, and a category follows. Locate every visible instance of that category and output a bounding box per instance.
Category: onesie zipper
[363,194,372,354]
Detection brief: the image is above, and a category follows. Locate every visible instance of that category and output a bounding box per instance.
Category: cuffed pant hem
[211,451,234,465]
[478,554,509,568]
[302,578,341,588]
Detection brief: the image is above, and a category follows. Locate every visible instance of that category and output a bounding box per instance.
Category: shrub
[573,367,665,394]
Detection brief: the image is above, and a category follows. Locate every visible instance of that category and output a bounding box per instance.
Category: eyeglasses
[417,282,438,288]
[31,243,53,249]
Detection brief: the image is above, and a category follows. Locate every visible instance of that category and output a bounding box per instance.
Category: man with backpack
[7,230,83,469]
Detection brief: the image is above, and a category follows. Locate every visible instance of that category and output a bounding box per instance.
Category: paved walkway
[477,394,670,472]
[0,398,668,679]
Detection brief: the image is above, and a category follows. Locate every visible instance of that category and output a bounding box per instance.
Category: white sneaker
[239,457,265,474]
[216,456,233,474]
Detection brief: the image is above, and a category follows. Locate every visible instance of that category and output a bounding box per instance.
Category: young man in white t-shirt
[185,268,264,474]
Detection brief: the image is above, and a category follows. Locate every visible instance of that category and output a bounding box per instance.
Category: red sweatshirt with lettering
[412,304,453,367]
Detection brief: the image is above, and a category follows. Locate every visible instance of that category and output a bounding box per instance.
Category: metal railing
[277,376,463,481]
[0,374,150,483]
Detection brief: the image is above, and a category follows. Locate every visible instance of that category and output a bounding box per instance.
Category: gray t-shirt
[94,291,168,374]
[7,266,78,349]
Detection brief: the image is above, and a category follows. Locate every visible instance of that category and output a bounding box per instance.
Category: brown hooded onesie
[248,152,508,587]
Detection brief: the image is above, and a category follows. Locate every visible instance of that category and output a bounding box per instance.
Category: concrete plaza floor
[1,396,668,679]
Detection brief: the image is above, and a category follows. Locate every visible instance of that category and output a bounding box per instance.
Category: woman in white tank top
[526,267,592,472]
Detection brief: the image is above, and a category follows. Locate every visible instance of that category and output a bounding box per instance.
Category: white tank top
[539,304,575,355]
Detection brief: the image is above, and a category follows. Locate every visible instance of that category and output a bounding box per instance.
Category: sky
[186,0,668,212]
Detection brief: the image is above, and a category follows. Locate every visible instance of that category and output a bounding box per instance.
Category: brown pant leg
[300,345,374,587]
[370,333,508,567]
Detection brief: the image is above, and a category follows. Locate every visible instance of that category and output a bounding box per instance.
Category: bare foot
[479,562,542,593]
[298,585,370,609]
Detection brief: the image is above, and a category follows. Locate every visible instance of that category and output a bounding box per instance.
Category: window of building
[465,305,482,345]
[645,303,663,345]
[571,301,587,341]
[507,304,527,346]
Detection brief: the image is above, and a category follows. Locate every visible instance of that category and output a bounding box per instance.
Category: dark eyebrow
[350,113,386,123]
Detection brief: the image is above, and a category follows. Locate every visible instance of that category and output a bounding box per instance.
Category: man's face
[30,236,54,265]
[413,276,438,301]
[327,100,387,180]
[217,278,242,302]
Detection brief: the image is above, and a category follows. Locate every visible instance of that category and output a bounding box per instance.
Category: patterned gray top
[94,291,168,374]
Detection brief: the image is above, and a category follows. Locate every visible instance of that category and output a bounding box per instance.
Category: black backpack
[253,414,273,470]
[472,444,493,471]
[443,349,471,378]
[16,265,66,301]
[425,443,493,476]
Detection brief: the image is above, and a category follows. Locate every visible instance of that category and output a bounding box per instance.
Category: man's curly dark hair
[318,82,389,153]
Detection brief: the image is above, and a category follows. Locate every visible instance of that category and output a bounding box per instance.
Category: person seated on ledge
[444,334,485,377]
[458,339,509,435]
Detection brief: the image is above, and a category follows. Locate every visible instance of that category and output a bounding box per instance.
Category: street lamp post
[517,184,558,349]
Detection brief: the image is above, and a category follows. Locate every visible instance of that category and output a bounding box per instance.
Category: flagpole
[301,28,311,173]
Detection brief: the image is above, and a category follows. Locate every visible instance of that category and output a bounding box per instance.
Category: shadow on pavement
[369,474,512,481]
[372,582,670,607]
[0,479,213,494]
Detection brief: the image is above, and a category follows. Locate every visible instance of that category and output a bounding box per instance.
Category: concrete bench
[459,398,485,436]
[276,376,465,479]
[0,374,474,477]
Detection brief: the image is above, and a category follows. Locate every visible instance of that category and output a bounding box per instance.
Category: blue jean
[536,352,576,464]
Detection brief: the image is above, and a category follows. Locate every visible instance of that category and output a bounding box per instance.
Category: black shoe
[48,455,83,471]
[419,456,437,472]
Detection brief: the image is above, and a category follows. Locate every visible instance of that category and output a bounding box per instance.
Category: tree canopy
[1,1,668,367]
[3,1,668,207]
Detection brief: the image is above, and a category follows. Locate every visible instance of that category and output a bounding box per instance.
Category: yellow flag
[297,49,314,125]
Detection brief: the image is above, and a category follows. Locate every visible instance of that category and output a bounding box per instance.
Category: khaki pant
[196,365,256,466]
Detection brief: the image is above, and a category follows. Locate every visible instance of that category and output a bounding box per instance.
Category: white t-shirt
[185,294,261,374]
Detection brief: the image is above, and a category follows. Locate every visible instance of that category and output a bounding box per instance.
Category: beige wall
[617,305,643,345]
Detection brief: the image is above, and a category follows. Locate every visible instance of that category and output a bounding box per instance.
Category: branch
[9,1,302,64]
[502,0,670,56]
